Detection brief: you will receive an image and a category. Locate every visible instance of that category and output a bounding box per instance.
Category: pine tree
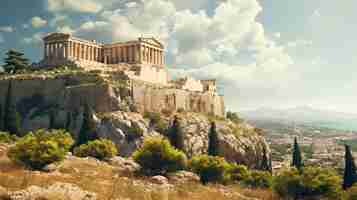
[343,145,357,190]
[208,121,220,156]
[169,115,184,150]
[3,81,21,135]
[292,137,303,170]
[76,103,98,146]
[3,49,29,74]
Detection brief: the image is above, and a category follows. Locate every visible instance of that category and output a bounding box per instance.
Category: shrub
[177,108,185,113]
[273,167,343,200]
[273,167,302,199]
[0,131,18,143]
[144,112,161,125]
[189,155,231,184]
[73,139,118,160]
[133,136,187,175]
[144,112,168,134]
[226,111,242,124]
[228,163,250,182]
[127,122,144,142]
[7,129,74,170]
[242,170,272,189]
[161,108,173,116]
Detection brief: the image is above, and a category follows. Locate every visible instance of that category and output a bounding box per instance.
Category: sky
[0,0,357,113]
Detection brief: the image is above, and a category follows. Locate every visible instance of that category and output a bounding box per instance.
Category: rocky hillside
[95,111,270,170]
[0,70,271,170]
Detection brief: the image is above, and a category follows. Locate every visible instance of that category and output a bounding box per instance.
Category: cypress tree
[208,121,220,156]
[76,103,98,146]
[343,145,357,190]
[3,81,20,135]
[292,137,303,170]
[3,49,29,74]
[169,115,184,150]
[0,104,3,130]
[261,146,272,173]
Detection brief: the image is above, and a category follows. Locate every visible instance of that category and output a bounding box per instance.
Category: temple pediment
[139,37,164,49]
[43,33,71,41]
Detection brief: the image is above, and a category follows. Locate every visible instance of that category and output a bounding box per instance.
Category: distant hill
[240,106,357,131]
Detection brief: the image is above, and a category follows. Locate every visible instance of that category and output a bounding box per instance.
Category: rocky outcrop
[95,112,271,170]
[96,111,160,156]
[176,113,271,169]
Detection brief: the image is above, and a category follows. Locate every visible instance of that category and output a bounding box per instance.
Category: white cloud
[287,39,313,48]
[0,26,14,32]
[22,24,29,29]
[31,17,47,28]
[23,32,45,44]
[274,32,281,38]
[56,26,75,34]
[69,0,294,109]
[50,15,69,27]
[46,0,103,13]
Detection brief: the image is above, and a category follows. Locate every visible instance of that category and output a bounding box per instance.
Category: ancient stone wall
[131,80,225,116]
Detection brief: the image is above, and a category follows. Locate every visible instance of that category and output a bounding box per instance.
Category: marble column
[73,43,77,59]
[54,43,58,59]
[90,46,93,61]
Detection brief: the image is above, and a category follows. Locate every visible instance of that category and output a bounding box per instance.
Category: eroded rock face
[8,182,96,200]
[96,111,160,157]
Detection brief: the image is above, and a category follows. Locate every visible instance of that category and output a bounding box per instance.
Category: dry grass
[0,146,281,200]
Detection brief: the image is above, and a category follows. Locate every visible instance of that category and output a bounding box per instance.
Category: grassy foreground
[0,144,278,200]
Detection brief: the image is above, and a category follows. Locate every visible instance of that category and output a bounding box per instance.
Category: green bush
[273,167,343,200]
[73,139,118,160]
[242,170,272,189]
[0,131,18,143]
[228,163,250,182]
[189,155,231,184]
[7,129,74,170]
[127,122,144,142]
[273,167,302,199]
[144,112,168,134]
[144,112,161,125]
[133,136,187,176]
[226,111,242,124]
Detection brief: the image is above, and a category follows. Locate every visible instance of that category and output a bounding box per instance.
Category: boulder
[150,176,169,185]
[167,170,200,183]
[110,156,141,175]
[0,186,9,199]
[43,163,59,172]
[9,182,96,200]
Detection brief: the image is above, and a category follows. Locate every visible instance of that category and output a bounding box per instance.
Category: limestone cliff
[0,71,270,169]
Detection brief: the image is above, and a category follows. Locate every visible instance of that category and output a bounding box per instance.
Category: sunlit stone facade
[41,33,165,67]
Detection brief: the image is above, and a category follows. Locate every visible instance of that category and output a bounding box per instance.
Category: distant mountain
[240,106,357,131]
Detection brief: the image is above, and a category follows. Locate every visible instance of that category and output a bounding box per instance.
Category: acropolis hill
[0,33,225,124]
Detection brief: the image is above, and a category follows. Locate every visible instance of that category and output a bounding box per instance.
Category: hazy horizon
[1,0,356,114]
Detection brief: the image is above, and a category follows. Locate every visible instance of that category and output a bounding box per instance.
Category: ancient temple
[41,33,165,67]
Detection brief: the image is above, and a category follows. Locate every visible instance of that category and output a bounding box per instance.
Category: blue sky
[1,0,356,113]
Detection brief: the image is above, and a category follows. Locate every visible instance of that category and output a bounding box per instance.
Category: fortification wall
[131,80,225,117]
